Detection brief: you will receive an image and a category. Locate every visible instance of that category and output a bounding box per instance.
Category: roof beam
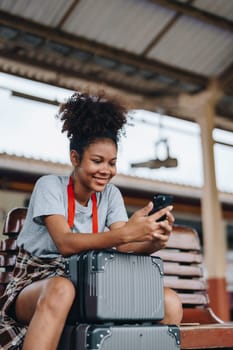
[219,62,233,90]
[56,0,81,28]
[0,56,232,132]
[142,11,181,56]
[0,10,207,87]
[150,0,233,32]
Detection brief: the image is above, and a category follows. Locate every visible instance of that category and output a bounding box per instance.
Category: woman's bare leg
[15,276,75,350]
[161,287,183,325]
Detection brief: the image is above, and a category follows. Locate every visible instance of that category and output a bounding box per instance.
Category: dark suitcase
[73,323,180,350]
[66,249,164,323]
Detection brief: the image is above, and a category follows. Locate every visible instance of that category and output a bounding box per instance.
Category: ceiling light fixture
[131,138,178,169]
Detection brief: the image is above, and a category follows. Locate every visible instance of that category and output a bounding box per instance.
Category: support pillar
[179,81,230,321]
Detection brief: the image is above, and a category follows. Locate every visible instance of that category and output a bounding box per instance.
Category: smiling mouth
[94,177,110,184]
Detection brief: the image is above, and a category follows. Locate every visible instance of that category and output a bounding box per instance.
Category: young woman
[0,91,182,349]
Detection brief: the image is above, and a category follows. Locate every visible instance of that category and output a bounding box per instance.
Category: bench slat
[164,276,207,291]
[0,238,18,252]
[155,250,203,264]
[167,226,201,251]
[0,253,16,267]
[3,207,27,236]
[179,293,209,305]
[163,262,202,277]
[167,234,200,251]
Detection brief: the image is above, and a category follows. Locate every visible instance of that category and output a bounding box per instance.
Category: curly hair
[57,90,128,158]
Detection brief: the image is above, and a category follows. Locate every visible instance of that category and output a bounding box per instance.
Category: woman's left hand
[150,210,175,250]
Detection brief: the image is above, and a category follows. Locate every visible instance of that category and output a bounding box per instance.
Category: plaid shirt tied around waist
[0,248,67,350]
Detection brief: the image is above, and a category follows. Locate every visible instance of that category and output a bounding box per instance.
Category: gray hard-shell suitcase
[66,249,164,323]
[73,323,180,350]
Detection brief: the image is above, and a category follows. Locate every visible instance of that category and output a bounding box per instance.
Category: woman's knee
[37,277,75,315]
[163,287,183,325]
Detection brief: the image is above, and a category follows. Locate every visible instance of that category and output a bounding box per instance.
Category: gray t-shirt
[17,174,128,258]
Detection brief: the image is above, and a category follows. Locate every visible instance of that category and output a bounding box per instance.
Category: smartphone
[149,194,173,221]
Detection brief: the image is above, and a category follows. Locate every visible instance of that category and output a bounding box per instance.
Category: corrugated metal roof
[0,0,232,125]
[0,0,73,26]
[148,15,233,75]
[62,0,175,54]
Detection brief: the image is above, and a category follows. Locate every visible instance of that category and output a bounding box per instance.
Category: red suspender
[67,176,75,228]
[67,176,98,233]
[91,192,98,234]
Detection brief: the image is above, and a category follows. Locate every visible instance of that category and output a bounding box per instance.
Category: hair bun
[57,91,128,143]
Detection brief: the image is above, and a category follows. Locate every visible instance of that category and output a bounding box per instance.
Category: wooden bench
[153,225,233,349]
[1,207,233,349]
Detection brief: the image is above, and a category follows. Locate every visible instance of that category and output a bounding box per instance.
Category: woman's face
[72,138,117,193]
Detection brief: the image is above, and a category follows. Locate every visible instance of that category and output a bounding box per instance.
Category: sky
[0,72,233,193]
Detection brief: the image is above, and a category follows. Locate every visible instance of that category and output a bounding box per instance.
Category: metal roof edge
[0,152,232,203]
[0,152,72,175]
